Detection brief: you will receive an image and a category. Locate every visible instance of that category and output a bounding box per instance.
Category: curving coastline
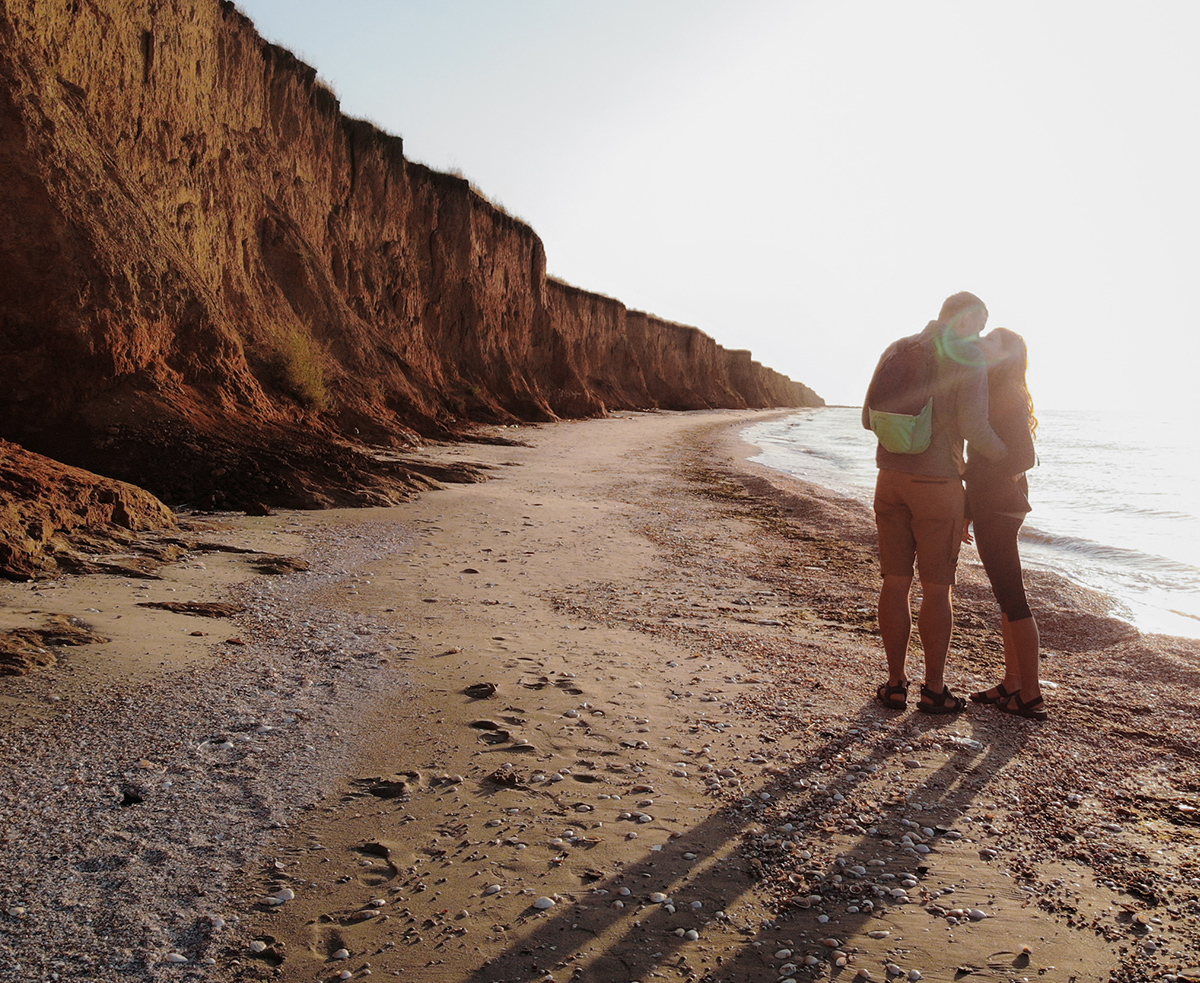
[0,0,821,572]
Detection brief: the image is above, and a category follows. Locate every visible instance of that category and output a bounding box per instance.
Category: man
[863,291,1006,713]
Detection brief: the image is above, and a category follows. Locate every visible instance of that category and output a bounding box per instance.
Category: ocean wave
[1020,524,1200,579]
[1029,494,1196,524]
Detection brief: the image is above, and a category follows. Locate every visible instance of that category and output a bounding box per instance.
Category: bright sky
[233,0,1200,411]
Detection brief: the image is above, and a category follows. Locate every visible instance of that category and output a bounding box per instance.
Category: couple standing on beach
[864,291,1046,721]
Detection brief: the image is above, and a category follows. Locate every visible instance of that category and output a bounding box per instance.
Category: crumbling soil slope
[0,0,821,508]
[0,439,176,579]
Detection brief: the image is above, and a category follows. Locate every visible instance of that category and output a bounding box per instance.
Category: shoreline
[1,410,1198,983]
[742,405,1200,644]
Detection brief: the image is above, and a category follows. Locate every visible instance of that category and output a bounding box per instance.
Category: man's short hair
[938,291,987,335]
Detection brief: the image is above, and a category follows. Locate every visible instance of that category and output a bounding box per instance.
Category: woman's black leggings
[973,511,1033,622]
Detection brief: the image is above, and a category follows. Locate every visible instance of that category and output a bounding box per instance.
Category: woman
[964,327,1047,720]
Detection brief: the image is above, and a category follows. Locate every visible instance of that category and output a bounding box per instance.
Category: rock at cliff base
[0,615,110,676]
[135,601,245,618]
[0,439,177,580]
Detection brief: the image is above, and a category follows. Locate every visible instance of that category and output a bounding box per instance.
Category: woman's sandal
[917,684,966,715]
[876,679,909,710]
[999,691,1049,721]
[969,682,1013,705]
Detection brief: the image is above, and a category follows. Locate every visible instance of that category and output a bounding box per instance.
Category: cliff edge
[0,0,822,572]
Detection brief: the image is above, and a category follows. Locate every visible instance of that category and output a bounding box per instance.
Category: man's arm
[957,365,1007,461]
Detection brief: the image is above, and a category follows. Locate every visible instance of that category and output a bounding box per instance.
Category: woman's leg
[973,513,1043,708]
[1003,611,1042,704]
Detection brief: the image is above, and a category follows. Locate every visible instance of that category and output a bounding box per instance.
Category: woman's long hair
[987,327,1038,439]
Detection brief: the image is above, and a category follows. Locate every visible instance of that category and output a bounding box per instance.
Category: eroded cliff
[0,0,821,554]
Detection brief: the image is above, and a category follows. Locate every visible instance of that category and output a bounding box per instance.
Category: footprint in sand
[246,936,285,966]
[305,924,352,963]
[345,772,420,801]
[351,840,401,886]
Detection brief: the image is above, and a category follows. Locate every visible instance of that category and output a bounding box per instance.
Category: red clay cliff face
[0,0,822,524]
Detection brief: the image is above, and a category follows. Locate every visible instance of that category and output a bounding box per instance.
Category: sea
[744,406,1200,641]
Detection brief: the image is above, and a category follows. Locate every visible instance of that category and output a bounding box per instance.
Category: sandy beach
[1,410,1198,983]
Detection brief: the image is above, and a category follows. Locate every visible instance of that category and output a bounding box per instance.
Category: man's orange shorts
[873,468,965,585]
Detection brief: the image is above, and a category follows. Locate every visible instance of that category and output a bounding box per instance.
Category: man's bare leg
[878,574,913,686]
[916,581,953,701]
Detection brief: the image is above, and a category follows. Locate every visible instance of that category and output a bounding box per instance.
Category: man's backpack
[866,335,938,454]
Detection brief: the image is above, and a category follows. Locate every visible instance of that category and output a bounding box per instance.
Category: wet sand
[1,410,1198,983]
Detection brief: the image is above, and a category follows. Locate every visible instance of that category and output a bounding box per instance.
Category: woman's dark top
[966,375,1037,620]
[964,380,1035,518]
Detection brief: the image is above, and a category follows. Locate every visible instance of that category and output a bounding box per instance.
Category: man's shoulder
[881,323,938,357]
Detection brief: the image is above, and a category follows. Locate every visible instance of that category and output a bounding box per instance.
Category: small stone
[332,948,350,960]
[164,953,188,964]
[533,896,556,910]
[650,893,668,903]
[483,884,502,896]
[684,929,699,941]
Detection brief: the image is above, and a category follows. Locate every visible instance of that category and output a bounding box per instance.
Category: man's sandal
[999,691,1049,721]
[876,680,908,710]
[916,684,966,715]
[969,682,1013,705]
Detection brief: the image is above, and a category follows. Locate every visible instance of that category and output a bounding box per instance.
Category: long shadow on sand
[463,700,1031,983]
